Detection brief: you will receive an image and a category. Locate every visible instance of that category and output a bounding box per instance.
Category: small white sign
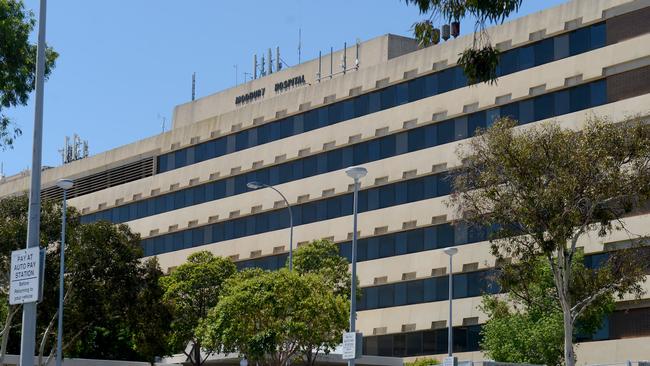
[342,332,362,360]
[9,247,41,305]
[443,356,458,366]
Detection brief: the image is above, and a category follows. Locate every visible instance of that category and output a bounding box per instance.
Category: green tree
[130,257,175,364]
[0,195,171,364]
[199,269,347,366]
[480,256,615,366]
[0,194,78,362]
[404,0,522,84]
[291,239,354,365]
[450,117,650,366]
[291,239,351,299]
[52,222,172,364]
[0,0,58,148]
[160,251,236,366]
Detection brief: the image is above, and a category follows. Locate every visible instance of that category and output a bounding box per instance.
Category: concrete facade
[2,0,650,364]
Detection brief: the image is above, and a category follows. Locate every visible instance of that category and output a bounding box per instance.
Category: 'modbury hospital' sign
[235,74,306,106]
[274,75,306,93]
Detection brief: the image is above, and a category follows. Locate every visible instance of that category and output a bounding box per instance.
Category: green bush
[405,357,440,366]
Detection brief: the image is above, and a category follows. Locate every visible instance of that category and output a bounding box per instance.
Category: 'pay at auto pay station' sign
[9,247,43,305]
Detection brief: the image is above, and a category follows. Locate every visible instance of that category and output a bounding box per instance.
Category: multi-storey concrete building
[2,0,650,364]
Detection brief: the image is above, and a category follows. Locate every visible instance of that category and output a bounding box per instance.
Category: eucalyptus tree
[450,117,650,366]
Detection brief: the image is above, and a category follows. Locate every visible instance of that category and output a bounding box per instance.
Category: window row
[235,222,489,271]
[138,173,451,256]
[156,23,609,173]
[358,270,499,311]
[363,325,482,357]
[85,79,608,226]
[362,307,650,358]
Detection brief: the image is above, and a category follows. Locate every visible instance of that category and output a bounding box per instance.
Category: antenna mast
[59,134,89,164]
[191,72,196,101]
[298,28,302,64]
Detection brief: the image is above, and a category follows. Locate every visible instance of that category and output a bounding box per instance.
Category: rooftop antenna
[317,50,322,82]
[341,42,347,74]
[59,134,89,164]
[276,47,281,71]
[268,48,273,75]
[244,72,252,82]
[191,72,196,101]
[253,54,258,79]
[355,38,360,70]
[330,46,333,79]
[298,28,302,64]
[157,113,166,133]
[260,55,266,77]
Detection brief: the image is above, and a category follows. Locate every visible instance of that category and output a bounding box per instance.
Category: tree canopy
[160,251,237,366]
[290,239,354,365]
[0,195,172,364]
[450,117,650,366]
[480,255,615,366]
[404,0,523,84]
[291,239,351,299]
[198,269,347,366]
[0,0,58,148]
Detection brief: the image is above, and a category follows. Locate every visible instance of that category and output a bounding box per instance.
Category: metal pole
[448,253,453,357]
[21,0,47,364]
[317,51,322,82]
[249,183,294,271]
[56,189,67,366]
[343,42,347,74]
[330,46,333,79]
[288,210,293,271]
[348,178,359,366]
[267,186,293,271]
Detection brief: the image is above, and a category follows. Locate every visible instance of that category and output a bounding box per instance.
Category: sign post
[443,356,458,366]
[10,247,43,305]
[342,332,362,360]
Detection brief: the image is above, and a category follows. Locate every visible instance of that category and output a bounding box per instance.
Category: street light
[56,179,73,366]
[443,247,458,360]
[345,166,367,366]
[246,182,294,271]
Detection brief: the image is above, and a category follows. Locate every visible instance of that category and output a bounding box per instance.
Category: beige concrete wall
[171,0,640,129]
[69,34,650,216]
[0,0,645,198]
[0,0,649,361]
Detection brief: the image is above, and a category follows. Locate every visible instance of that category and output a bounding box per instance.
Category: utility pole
[21,0,48,364]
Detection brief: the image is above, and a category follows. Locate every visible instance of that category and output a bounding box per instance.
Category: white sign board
[342,332,362,360]
[443,356,458,366]
[9,247,42,305]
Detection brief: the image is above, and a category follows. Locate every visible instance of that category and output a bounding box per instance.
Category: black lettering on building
[235,88,266,106]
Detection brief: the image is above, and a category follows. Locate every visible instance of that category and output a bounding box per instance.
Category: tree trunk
[563,308,576,366]
[0,305,20,366]
[549,250,576,366]
[193,341,201,366]
[38,311,58,366]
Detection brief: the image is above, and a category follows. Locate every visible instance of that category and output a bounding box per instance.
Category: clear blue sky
[3,0,567,176]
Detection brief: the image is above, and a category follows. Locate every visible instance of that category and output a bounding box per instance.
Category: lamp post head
[56,179,74,191]
[247,181,265,190]
[345,166,367,180]
[443,247,458,256]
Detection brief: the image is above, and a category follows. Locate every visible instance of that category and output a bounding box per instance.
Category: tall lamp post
[246,182,294,270]
[443,247,458,361]
[345,166,367,366]
[56,179,73,366]
[21,0,48,364]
